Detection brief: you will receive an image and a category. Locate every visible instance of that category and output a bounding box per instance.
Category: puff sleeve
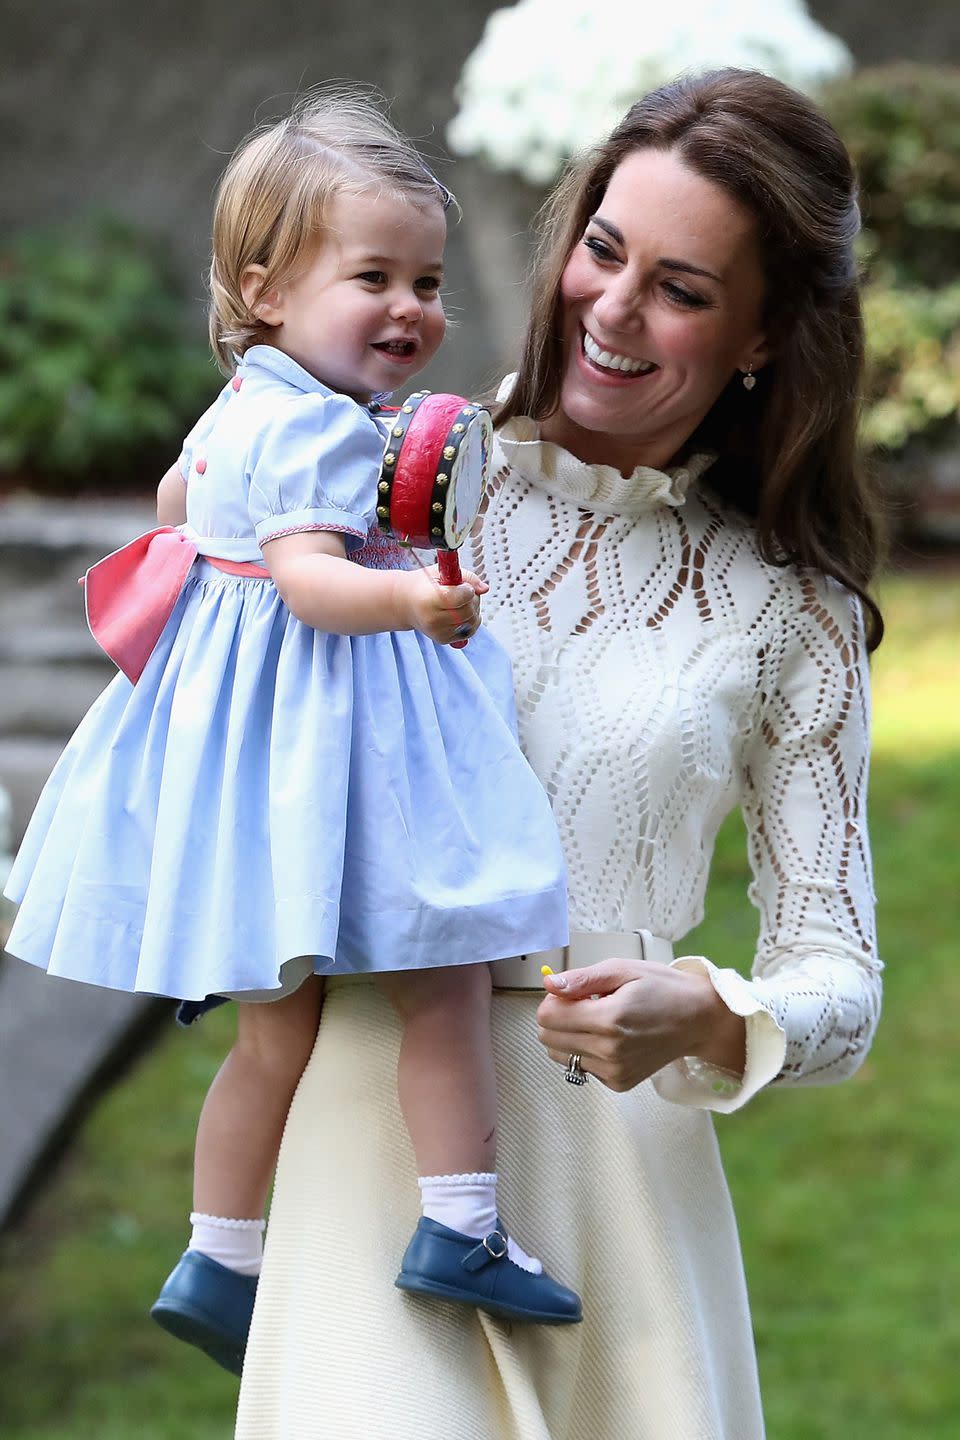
[246,392,385,553]
[654,573,883,1113]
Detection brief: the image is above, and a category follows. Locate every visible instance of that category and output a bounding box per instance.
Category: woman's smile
[542,148,769,472]
[579,326,659,380]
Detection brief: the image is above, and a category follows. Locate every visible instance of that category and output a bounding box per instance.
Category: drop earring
[742,365,756,391]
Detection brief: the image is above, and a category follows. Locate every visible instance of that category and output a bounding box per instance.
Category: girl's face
[251,189,447,402]
[540,148,770,473]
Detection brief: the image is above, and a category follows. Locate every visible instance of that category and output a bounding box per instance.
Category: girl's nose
[390,289,423,322]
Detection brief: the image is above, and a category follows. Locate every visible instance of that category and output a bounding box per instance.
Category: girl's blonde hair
[208,87,453,373]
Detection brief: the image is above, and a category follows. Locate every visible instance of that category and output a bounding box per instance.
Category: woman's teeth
[582,330,655,374]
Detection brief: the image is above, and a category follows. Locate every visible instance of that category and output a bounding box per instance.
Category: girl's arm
[157,462,188,526]
[262,530,486,643]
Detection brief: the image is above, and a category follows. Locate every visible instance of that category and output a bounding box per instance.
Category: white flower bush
[448,0,852,184]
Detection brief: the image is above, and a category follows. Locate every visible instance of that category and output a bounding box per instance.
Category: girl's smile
[246,188,447,402]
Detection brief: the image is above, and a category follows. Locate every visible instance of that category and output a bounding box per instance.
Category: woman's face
[541,147,770,473]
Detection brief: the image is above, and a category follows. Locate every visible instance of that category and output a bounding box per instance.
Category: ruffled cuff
[651,955,786,1114]
[255,507,369,553]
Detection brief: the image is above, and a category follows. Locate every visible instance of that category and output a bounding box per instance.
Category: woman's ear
[240,265,284,327]
[741,334,772,376]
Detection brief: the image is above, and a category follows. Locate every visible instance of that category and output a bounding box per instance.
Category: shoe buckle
[483,1229,508,1260]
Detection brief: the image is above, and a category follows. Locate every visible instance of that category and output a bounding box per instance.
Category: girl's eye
[663,281,710,310]
[583,235,617,263]
[415,276,442,294]
[357,271,387,285]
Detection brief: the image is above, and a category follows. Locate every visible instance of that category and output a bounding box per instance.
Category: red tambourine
[377,390,493,648]
[376,392,493,636]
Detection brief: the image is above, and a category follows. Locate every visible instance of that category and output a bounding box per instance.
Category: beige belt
[491,929,674,990]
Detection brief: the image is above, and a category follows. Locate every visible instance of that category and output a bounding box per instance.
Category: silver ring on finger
[564,1052,588,1086]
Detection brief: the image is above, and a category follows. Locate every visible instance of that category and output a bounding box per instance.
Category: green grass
[1,572,958,1438]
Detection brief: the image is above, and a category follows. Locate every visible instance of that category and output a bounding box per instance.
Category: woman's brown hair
[499,68,885,649]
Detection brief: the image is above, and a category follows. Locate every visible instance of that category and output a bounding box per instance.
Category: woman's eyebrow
[587,215,724,285]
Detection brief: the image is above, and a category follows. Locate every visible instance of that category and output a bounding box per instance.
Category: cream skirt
[235,984,765,1440]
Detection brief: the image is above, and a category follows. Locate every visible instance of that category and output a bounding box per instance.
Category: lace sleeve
[655,571,883,1113]
[737,572,883,1084]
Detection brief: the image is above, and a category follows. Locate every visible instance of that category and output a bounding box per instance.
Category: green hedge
[0,221,219,490]
[825,65,960,457]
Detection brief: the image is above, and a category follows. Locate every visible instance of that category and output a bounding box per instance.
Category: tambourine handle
[437,549,462,586]
[437,548,468,648]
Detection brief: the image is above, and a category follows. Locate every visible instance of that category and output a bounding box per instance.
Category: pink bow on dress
[81,527,270,683]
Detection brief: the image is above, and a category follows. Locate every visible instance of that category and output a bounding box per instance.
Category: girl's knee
[376,962,491,1021]
[235,977,323,1075]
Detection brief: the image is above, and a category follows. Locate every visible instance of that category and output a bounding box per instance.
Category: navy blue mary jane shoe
[395,1217,582,1325]
[150,1250,257,1375]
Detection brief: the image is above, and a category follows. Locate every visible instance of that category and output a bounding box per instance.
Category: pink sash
[81,527,269,683]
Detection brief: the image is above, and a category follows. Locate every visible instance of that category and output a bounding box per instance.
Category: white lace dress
[235,417,881,1440]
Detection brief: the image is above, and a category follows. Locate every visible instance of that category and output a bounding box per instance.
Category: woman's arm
[262,530,486,643]
[157,461,188,525]
[537,573,881,1110]
[690,573,882,1092]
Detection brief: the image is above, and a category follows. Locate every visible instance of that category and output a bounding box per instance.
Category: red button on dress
[196,458,207,475]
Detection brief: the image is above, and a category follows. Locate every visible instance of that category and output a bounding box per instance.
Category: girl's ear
[240,265,284,327]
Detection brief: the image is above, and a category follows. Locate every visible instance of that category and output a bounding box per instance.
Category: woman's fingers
[541,957,646,999]
[536,987,623,1036]
[543,1046,639,1093]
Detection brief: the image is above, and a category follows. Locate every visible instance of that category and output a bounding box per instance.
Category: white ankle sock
[188,1212,265,1277]
[417,1173,542,1275]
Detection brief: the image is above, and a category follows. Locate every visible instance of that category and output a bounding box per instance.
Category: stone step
[0,496,156,552]
[0,735,70,848]
[0,662,109,739]
[0,952,167,1229]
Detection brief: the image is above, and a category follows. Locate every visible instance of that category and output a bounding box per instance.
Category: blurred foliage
[824,65,960,457]
[824,64,960,288]
[0,221,219,491]
[861,267,960,452]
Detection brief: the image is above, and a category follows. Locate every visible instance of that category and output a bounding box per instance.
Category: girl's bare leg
[375,962,548,1279]
[375,962,495,1176]
[193,975,325,1219]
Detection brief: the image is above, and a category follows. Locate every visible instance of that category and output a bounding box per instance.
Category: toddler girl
[3,91,580,1373]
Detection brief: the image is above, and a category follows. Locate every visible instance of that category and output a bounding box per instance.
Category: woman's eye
[583,235,617,263]
[357,271,387,285]
[663,281,709,309]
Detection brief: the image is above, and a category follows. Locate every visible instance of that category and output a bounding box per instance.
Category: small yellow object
[540,964,555,976]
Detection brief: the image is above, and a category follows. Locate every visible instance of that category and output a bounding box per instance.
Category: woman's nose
[593,277,643,332]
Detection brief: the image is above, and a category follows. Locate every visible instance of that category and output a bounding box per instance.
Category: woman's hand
[395,564,487,646]
[536,959,746,1092]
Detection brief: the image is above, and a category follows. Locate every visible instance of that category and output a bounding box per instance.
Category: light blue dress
[4,346,568,1003]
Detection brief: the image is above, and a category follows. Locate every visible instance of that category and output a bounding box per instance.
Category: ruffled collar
[494,376,715,517]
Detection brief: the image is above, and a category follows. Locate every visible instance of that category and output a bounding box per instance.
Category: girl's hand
[536,959,746,1092]
[262,531,488,640]
[395,565,488,645]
